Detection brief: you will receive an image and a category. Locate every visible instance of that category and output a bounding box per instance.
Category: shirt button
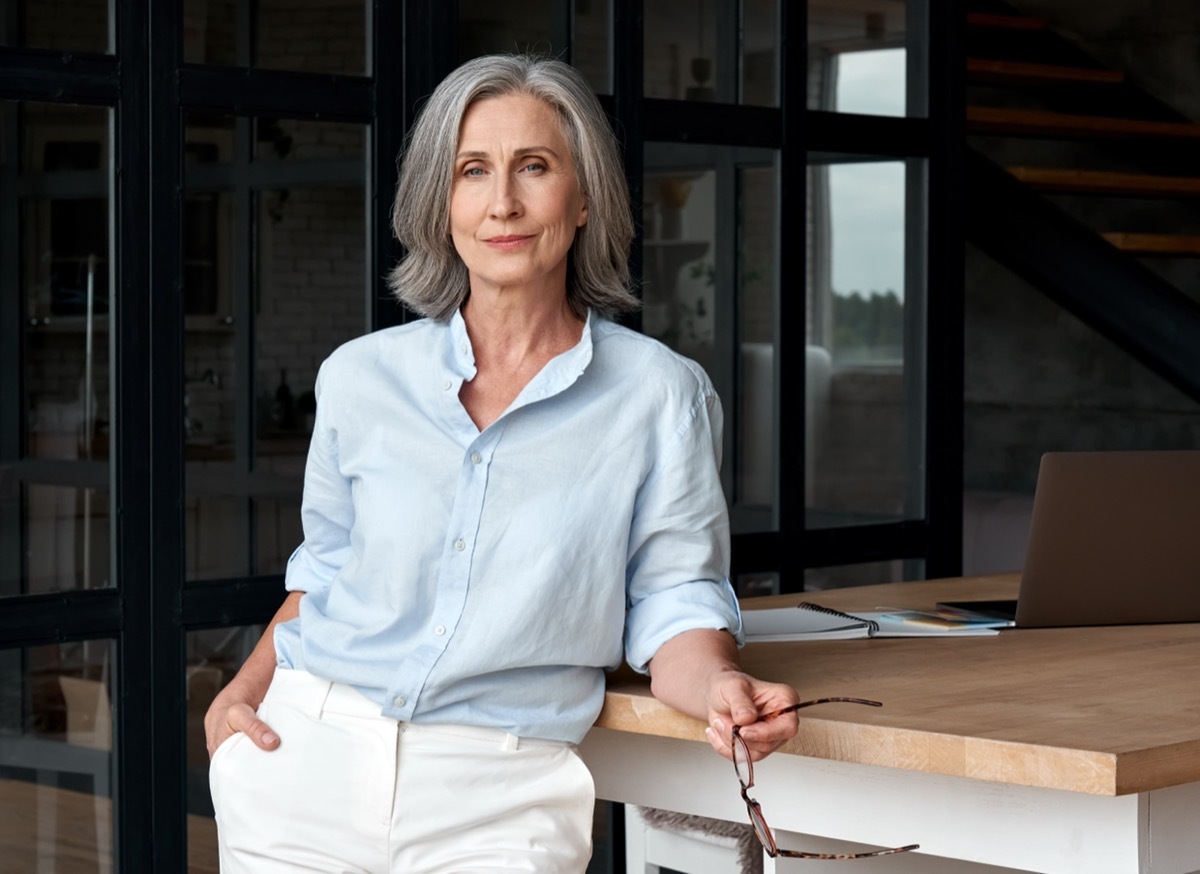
[442,379,452,391]
[454,538,465,551]
[434,625,446,636]
[393,696,406,708]
[460,343,468,354]
[471,452,482,464]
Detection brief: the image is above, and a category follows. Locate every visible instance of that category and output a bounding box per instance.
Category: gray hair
[388,54,639,321]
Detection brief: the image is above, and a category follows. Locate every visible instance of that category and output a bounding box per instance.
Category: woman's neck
[461,292,584,369]
[455,291,585,431]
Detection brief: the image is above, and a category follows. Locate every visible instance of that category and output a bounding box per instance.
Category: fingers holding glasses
[729,713,798,762]
[704,673,801,762]
[730,692,803,757]
[707,719,792,763]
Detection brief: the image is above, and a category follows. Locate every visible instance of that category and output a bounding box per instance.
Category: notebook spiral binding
[797,602,880,636]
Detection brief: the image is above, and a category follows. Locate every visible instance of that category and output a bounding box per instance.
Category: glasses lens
[746,800,775,853]
[732,734,752,787]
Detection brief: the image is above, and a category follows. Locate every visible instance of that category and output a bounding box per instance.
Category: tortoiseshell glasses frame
[730,697,920,860]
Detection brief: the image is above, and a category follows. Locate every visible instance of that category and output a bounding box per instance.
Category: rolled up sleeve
[284,369,354,596]
[624,387,745,673]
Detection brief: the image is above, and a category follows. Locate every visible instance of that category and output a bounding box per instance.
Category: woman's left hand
[702,671,800,763]
[647,628,800,762]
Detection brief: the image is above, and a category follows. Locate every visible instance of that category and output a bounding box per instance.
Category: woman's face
[449,93,588,301]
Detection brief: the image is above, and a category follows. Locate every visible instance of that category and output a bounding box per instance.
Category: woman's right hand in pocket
[204,591,303,759]
[205,687,281,759]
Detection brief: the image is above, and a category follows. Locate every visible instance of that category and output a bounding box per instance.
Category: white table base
[579,728,1200,874]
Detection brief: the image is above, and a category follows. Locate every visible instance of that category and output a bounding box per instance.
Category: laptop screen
[1014,450,1200,628]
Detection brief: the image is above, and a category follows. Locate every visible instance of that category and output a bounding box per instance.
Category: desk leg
[1140,782,1200,874]
[623,806,659,874]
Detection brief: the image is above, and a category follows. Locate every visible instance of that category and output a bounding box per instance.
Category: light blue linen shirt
[274,309,744,743]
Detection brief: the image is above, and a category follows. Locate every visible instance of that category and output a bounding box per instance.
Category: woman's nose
[488,176,522,218]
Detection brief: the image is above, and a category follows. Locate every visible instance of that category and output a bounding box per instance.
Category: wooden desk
[580,575,1200,872]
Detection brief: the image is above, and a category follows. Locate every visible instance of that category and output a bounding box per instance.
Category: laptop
[950,450,1200,628]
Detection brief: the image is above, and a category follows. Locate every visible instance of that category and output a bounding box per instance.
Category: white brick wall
[254,185,366,427]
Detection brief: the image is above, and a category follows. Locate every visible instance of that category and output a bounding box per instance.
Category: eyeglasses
[731,697,920,860]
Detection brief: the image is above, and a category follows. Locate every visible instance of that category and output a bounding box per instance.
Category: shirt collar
[448,307,596,401]
[448,308,477,380]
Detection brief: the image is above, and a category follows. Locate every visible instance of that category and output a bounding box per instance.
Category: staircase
[963,1,1200,402]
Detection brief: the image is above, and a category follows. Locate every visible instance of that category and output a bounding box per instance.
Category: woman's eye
[462,166,484,177]
[521,161,546,173]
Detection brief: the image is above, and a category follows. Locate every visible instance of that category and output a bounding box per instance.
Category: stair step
[968,58,1124,86]
[1006,167,1200,197]
[1102,233,1200,256]
[968,106,1200,140]
[966,12,1047,31]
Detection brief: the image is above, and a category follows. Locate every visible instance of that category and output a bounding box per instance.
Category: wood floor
[0,778,219,873]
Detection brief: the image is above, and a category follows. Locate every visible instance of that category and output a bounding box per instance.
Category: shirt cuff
[283,543,335,595]
[624,579,745,674]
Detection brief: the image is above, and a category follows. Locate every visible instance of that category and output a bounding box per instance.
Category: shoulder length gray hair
[388,54,639,321]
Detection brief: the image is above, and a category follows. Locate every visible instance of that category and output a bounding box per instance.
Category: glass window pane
[458,0,565,62]
[827,161,905,363]
[573,0,612,94]
[741,0,779,106]
[643,143,778,530]
[804,559,925,591]
[183,0,368,75]
[256,498,303,576]
[183,0,237,67]
[183,115,367,581]
[646,0,775,105]
[185,495,245,580]
[645,0,717,101]
[255,183,366,444]
[22,484,111,594]
[184,114,235,333]
[1,2,109,52]
[0,640,115,871]
[736,571,779,599]
[836,48,906,116]
[736,165,778,532]
[808,1,912,116]
[806,157,925,529]
[3,102,113,599]
[184,626,263,872]
[254,118,365,163]
[642,167,716,365]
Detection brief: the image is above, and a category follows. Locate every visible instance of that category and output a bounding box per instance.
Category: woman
[205,54,800,873]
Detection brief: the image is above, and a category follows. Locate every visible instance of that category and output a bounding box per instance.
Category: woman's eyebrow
[455,146,562,160]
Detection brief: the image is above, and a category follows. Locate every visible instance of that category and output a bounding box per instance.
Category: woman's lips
[484,235,533,249]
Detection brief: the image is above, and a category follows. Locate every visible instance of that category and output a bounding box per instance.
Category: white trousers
[210,668,596,873]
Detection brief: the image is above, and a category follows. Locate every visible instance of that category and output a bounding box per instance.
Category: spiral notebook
[741,602,1004,642]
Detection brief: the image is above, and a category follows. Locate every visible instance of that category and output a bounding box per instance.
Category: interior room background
[1,0,1197,870]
